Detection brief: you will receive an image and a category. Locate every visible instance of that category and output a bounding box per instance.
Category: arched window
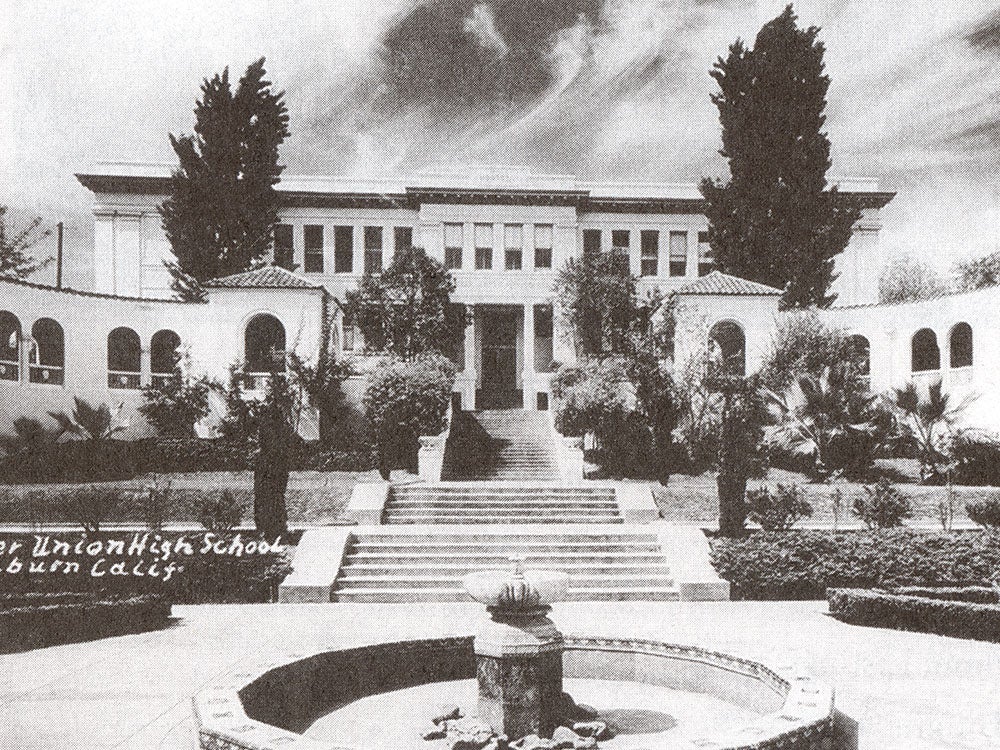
[0,311,21,382]
[949,322,973,368]
[30,319,64,385]
[108,327,141,389]
[709,320,746,377]
[911,328,940,373]
[245,314,286,388]
[151,330,181,386]
[847,334,871,377]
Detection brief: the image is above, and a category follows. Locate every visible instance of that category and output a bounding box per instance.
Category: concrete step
[384,506,618,516]
[387,498,616,507]
[333,587,680,603]
[346,554,665,566]
[335,574,675,590]
[385,516,624,524]
[340,562,673,575]
[351,535,659,546]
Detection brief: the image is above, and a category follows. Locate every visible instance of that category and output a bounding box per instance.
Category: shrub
[135,478,173,530]
[953,432,1000,486]
[711,529,1000,600]
[966,493,1000,529]
[0,439,137,484]
[827,588,1000,642]
[195,489,246,532]
[853,478,911,529]
[139,370,212,437]
[0,594,171,653]
[59,487,124,533]
[364,352,456,473]
[746,484,813,531]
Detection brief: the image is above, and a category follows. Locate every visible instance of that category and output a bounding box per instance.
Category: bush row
[1,532,293,603]
[710,529,1000,600]
[0,594,171,653]
[827,588,1000,642]
[0,438,376,484]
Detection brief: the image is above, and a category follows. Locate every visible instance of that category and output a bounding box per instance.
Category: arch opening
[709,320,746,377]
[245,314,286,389]
[846,334,871,377]
[108,327,141,389]
[949,322,973,369]
[151,330,182,387]
[30,319,65,385]
[911,328,940,373]
[0,311,21,382]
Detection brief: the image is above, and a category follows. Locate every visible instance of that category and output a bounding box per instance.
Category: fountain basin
[192,636,842,750]
[463,569,569,612]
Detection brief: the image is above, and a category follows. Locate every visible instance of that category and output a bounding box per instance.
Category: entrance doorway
[478,307,520,409]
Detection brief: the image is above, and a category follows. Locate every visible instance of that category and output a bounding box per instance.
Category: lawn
[652,462,999,526]
[0,470,381,526]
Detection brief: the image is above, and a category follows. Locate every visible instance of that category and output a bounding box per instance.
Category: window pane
[334,226,353,273]
[364,226,383,274]
[640,230,658,277]
[304,225,324,273]
[474,223,493,248]
[444,223,463,248]
[394,226,413,251]
[534,224,553,249]
[669,231,687,277]
[476,246,493,270]
[505,249,522,270]
[583,229,601,254]
[504,224,523,249]
[534,247,552,269]
[611,230,630,249]
[446,246,463,270]
[274,224,294,269]
[697,230,714,276]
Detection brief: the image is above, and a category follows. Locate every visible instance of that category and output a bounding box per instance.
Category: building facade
[71,163,894,416]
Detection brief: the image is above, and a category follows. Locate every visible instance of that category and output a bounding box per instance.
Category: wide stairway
[441,410,560,481]
[333,528,677,603]
[382,484,622,525]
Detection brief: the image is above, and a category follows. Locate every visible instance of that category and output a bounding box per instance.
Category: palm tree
[889,380,967,482]
[765,365,882,480]
[48,397,126,441]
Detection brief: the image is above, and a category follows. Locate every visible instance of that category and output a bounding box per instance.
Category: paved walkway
[2,602,997,750]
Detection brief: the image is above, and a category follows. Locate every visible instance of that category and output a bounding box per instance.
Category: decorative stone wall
[193,635,847,750]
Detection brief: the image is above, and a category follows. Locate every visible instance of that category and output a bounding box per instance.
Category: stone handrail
[417,399,454,482]
[546,408,584,483]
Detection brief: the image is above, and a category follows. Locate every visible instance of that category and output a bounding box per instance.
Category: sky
[3,0,1000,288]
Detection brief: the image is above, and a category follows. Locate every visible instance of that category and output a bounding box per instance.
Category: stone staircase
[441,410,560,481]
[331,527,679,603]
[382,484,622,525]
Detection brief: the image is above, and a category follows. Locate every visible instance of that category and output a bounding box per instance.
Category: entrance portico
[455,303,555,411]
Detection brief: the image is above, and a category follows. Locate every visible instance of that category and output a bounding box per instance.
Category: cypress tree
[700,5,860,309]
[160,58,290,299]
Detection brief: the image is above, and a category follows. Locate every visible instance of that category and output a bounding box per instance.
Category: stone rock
[422,724,448,741]
[551,726,582,749]
[571,723,605,739]
[557,693,599,722]
[433,704,463,725]
[573,737,597,750]
[511,734,555,750]
[447,718,495,750]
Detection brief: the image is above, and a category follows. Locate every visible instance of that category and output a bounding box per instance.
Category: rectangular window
[364,226,383,273]
[698,231,714,276]
[669,231,688,277]
[504,224,522,270]
[334,226,353,273]
[611,230,630,251]
[583,228,601,255]
[304,225,324,273]
[342,323,355,353]
[475,223,493,270]
[444,223,463,269]
[274,224,294,270]
[534,224,553,269]
[394,226,413,252]
[640,230,658,277]
[534,304,554,374]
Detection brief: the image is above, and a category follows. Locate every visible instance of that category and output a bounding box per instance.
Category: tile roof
[675,271,782,296]
[203,266,324,291]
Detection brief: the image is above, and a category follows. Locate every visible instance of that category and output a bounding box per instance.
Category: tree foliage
[0,205,52,280]
[700,4,860,309]
[344,245,464,361]
[878,254,951,304]
[758,311,869,393]
[48,398,126,441]
[953,251,1000,293]
[159,57,290,299]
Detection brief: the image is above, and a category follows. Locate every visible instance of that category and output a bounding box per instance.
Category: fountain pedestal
[464,564,570,740]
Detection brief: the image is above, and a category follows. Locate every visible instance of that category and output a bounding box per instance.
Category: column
[463,307,477,410]
[523,304,535,409]
[140,345,152,388]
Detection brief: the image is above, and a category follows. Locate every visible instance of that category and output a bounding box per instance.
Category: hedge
[0,593,171,652]
[710,529,1000,600]
[827,588,1000,642]
[0,438,376,484]
[0,531,293,603]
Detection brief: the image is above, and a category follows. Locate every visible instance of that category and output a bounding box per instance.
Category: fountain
[192,562,854,750]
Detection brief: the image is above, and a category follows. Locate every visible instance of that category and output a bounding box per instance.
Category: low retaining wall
[193,635,844,750]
